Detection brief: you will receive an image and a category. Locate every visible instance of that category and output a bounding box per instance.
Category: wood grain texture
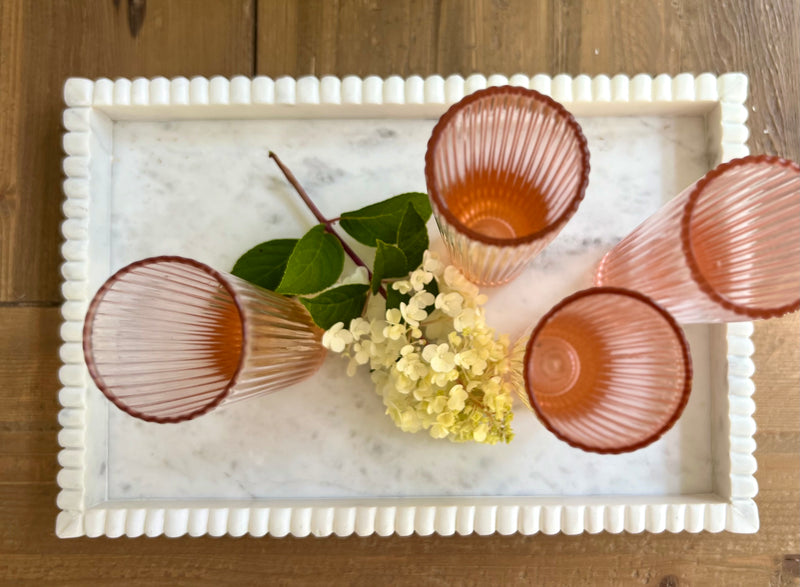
[257,0,799,162]
[1,0,799,584]
[680,0,800,160]
[0,0,254,303]
[0,307,62,427]
[0,0,24,304]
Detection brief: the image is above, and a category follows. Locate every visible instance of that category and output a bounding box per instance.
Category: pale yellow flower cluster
[322,251,515,445]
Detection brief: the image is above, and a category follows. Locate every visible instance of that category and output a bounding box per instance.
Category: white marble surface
[98,115,712,501]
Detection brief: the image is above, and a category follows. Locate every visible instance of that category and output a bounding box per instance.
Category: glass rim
[523,286,693,454]
[424,85,591,247]
[680,154,800,320]
[82,255,247,424]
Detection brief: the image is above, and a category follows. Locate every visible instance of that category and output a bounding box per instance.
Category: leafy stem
[269,151,387,299]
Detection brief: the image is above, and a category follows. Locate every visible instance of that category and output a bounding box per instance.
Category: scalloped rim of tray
[56,73,757,538]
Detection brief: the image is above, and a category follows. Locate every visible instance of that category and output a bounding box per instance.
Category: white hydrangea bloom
[455,348,488,375]
[430,423,449,439]
[422,343,456,373]
[427,395,448,414]
[444,265,479,299]
[435,291,464,317]
[386,308,402,323]
[422,250,445,275]
[437,411,455,428]
[397,408,421,432]
[430,368,459,387]
[454,307,480,332]
[383,308,406,340]
[349,317,371,340]
[325,254,515,445]
[369,319,387,343]
[352,341,371,365]
[447,384,468,411]
[394,372,416,394]
[447,331,463,347]
[412,383,434,401]
[473,423,489,443]
[396,345,428,381]
[409,268,434,291]
[399,301,426,328]
[392,280,413,294]
[411,290,435,309]
[322,322,353,353]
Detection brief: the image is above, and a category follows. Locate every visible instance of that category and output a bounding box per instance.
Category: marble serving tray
[56,73,758,539]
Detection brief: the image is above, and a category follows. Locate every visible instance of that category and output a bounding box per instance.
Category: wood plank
[0,552,786,585]
[751,313,800,558]
[752,314,800,434]
[0,307,63,427]
[0,431,60,486]
[548,0,682,75]
[257,0,684,77]
[258,0,445,77]
[0,1,24,304]
[0,0,254,303]
[0,308,63,486]
[679,0,800,160]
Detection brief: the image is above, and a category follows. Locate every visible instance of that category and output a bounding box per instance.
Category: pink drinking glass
[595,155,800,322]
[425,86,590,286]
[523,287,692,454]
[83,256,327,423]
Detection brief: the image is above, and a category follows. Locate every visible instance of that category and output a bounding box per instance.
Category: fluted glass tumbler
[523,287,692,454]
[83,256,327,423]
[425,86,590,286]
[595,155,800,322]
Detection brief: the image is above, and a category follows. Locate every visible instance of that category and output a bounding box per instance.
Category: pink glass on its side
[523,287,692,454]
[425,86,590,286]
[83,256,327,423]
[595,155,800,322]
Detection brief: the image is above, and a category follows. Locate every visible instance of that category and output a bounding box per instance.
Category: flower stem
[268,151,386,298]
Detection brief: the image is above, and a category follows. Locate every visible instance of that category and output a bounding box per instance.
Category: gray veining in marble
[101,115,712,500]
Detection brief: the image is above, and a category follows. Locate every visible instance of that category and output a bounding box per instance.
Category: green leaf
[396,203,429,271]
[339,192,432,247]
[231,238,298,290]
[425,276,439,298]
[371,240,408,294]
[299,284,370,330]
[276,225,344,295]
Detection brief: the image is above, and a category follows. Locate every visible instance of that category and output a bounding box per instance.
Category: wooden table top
[1,1,797,584]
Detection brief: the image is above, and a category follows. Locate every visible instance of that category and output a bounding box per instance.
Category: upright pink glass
[425,86,590,286]
[523,287,692,454]
[595,155,800,322]
[83,256,327,423]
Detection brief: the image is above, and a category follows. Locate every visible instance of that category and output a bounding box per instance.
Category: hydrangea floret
[322,251,515,444]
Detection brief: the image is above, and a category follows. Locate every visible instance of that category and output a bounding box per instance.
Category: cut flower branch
[232,153,516,444]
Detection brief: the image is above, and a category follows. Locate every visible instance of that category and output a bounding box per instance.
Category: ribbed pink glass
[425,86,590,286]
[83,256,327,423]
[596,155,800,322]
[523,287,692,454]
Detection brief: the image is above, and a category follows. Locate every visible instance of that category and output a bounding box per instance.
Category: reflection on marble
[105,115,712,500]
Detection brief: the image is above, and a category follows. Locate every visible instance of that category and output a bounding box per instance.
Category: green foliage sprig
[232,153,432,329]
